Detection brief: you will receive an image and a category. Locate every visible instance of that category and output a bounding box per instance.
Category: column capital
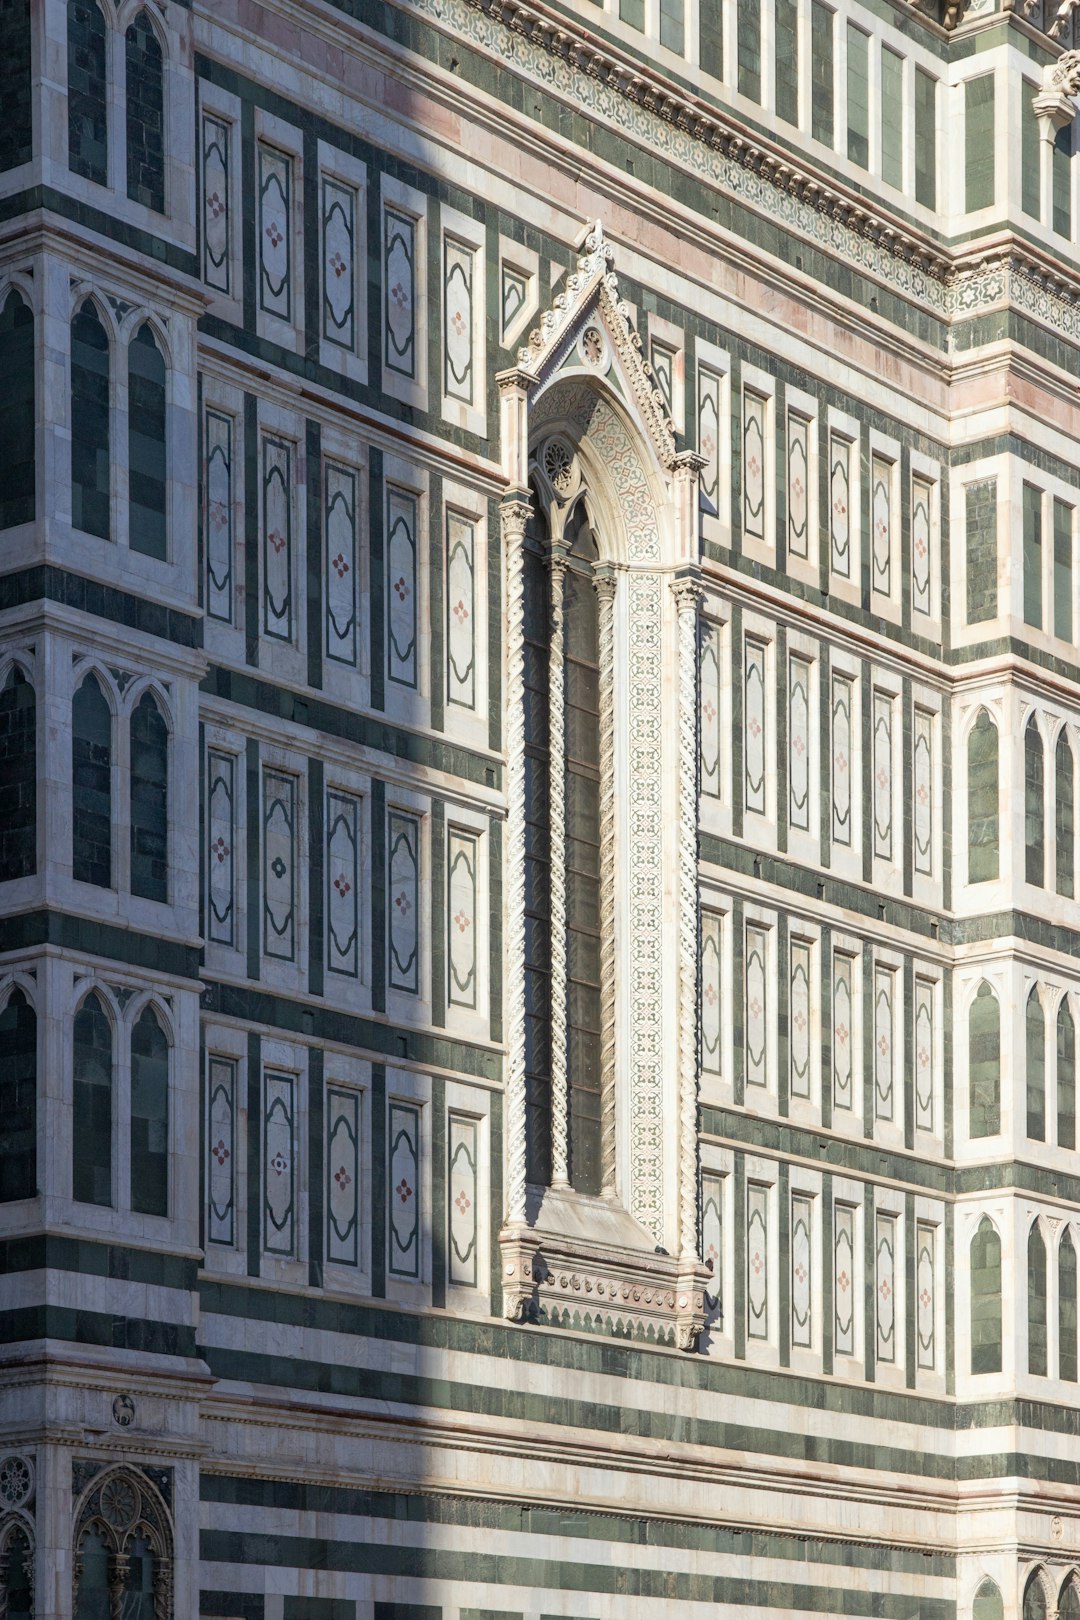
[592,563,618,601]
[500,492,532,535]
[670,569,704,613]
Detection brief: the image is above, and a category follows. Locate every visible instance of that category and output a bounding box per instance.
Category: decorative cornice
[422,0,1080,343]
[462,0,952,285]
[499,1226,708,1348]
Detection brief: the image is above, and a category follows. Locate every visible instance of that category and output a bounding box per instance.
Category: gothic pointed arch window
[497,224,708,1343]
[125,12,165,212]
[0,288,35,530]
[969,981,1000,1140]
[1024,1571,1049,1620]
[130,1004,168,1216]
[68,0,108,184]
[972,1578,1003,1620]
[73,991,113,1207]
[1060,1227,1077,1383]
[1026,714,1045,888]
[71,299,110,539]
[1061,998,1077,1150]
[128,324,167,558]
[0,986,37,1202]
[523,471,610,1199]
[1029,1219,1048,1376]
[0,1521,33,1620]
[1057,726,1075,898]
[1060,1575,1080,1620]
[968,708,998,883]
[129,690,168,902]
[970,1215,1002,1374]
[0,664,36,881]
[1026,988,1046,1142]
[73,1466,173,1620]
[72,673,112,888]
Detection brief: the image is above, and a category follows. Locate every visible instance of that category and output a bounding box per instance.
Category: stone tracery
[72,1465,173,1620]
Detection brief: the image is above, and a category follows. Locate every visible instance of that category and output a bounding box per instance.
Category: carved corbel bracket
[1034,87,1076,142]
[674,1263,712,1351]
[500,1227,540,1321]
[1036,51,1080,141]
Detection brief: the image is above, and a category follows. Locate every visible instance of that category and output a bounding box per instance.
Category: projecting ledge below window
[500,1184,710,1350]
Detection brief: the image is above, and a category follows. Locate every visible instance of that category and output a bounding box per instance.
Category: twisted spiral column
[673,574,704,1265]
[594,567,619,1199]
[501,497,532,1228]
[547,547,571,1188]
[108,1553,130,1620]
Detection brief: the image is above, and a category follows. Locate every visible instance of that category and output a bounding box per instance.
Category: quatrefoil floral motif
[581,326,604,365]
[543,440,574,496]
[100,1475,138,1530]
[0,1454,32,1509]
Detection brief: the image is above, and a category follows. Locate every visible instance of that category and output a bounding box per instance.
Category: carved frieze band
[406,0,1080,342]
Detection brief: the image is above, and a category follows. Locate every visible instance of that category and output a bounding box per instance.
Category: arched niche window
[969,981,1000,1140]
[130,1004,168,1216]
[0,1522,33,1620]
[1060,1228,1077,1383]
[130,690,168,902]
[1024,1573,1049,1620]
[523,487,609,1198]
[73,1467,172,1620]
[71,300,110,540]
[968,709,999,883]
[972,1578,1003,1620]
[970,1215,1002,1374]
[1026,989,1046,1143]
[72,674,112,888]
[125,12,165,213]
[1026,715,1045,888]
[1060,1576,1080,1620]
[1057,728,1075,898]
[1061,999,1077,1151]
[128,323,166,558]
[0,289,35,529]
[73,991,112,1207]
[67,0,107,185]
[0,987,36,1203]
[1029,1220,1048,1376]
[0,666,36,881]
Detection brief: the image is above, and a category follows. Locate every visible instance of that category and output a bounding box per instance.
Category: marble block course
[2,0,1080,1613]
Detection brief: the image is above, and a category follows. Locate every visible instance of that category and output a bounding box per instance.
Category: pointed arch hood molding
[496,221,710,1350]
